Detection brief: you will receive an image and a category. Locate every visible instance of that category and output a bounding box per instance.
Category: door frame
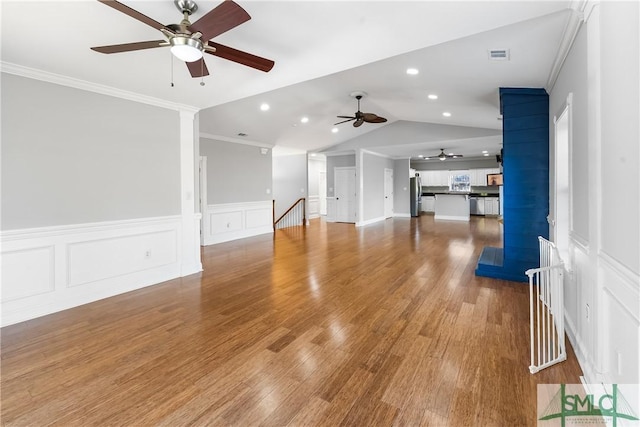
[199,156,207,246]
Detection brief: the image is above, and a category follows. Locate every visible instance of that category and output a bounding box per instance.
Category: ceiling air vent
[237,132,248,137]
[488,49,510,61]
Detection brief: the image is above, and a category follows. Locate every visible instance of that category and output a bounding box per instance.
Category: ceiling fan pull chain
[170,52,175,87]
[200,60,205,86]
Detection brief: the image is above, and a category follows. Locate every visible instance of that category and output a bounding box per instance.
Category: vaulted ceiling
[1,1,573,159]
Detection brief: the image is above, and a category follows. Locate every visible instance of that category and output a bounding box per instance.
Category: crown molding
[199,132,273,148]
[546,2,588,92]
[1,62,199,114]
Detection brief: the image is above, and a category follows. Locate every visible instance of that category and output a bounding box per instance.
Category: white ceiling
[1,0,572,159]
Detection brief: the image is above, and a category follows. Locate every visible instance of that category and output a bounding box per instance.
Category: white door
[335,167,356,223]
[384,168,394,218]
[319,171,327,215]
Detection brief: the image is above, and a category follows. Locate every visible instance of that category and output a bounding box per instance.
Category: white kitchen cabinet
[484,197,499,215]
[423,196,435,212]
[437,170,449,186]
[476,198,485,215]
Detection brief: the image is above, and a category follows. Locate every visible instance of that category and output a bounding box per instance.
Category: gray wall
[549,24,589,241]
[1,73,181,230]
[326,154,355,197]
[394,159,411,216]
[200,138,272,204]
[362,152,395,221]
[272,152,308,218]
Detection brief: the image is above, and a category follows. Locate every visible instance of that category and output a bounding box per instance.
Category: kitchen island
[434,193,470,221]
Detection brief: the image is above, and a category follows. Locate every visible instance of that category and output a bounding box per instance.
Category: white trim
[546,3,587,91]
[199,132,273,148]
[570,231,590,252]
[1,215,192,327]
[393,213,411,218]
[322,150,356,157]
[434,214,470,221]
[361,149,392,159]
[0,215,182,240]
[179,111,203,276]
[356,216,387,227]
[1,62,199,113]
[598,250,640,291]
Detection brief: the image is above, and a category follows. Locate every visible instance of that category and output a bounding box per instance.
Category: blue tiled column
[475,88,549,282]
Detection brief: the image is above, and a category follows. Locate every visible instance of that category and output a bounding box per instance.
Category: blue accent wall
[476,88,549,282]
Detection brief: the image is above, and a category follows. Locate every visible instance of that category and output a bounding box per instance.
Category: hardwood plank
[0,216,583,426]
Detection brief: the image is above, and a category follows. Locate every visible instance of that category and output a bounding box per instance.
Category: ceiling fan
[90,0,275,78]
[425,148,464,161]
[335,91,388,128]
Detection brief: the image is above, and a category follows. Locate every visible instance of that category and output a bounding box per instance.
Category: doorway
[335,167,356,223]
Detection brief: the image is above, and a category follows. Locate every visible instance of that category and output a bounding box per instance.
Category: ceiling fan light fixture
[169,36,203,62]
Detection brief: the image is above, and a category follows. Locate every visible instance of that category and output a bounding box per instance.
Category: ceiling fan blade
[205,42,274,72]
[367,116,388,124]
[91,40,166,54]
[334,118,355,125]
[186,58,210,78]
[97,0,166,30]
[362,113,378,121]
[337,115,355,119]
[353,118,364,128]
[190,0,251,41]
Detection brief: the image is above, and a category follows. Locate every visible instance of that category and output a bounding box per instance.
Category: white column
[179,109,203,276]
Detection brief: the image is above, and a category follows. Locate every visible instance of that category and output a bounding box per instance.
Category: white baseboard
[1,215,198,327]
[434,214,470,221]
[202,201,274,245]
[356,216,387,227]
[393,213,411,218]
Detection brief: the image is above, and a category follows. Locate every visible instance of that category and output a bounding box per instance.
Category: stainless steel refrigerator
[410,175,422,217]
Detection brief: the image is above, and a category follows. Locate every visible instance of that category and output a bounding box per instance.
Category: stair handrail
[273,198,306,230]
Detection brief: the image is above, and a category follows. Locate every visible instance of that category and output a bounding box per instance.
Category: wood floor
[1,215,583,426]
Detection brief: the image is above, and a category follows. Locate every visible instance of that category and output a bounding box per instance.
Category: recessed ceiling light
[418,155,424,158]
[482,150,488,154]
[442,112,451,117]
[260,103,270,111]
[310,153,316,157]
[428,94,438,100]
[484,153,490,156]
[300,116,309,123]
[406,68,419,75]
[448,152,454,156]
[331,127,339,133]
[424,157,430,160]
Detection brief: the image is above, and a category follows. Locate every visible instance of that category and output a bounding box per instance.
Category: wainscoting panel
[1,246,55,302]
[203,201,273,245]
[598,252,640,385]
[0,216,185,327]
[67,230,177,288]
[563,240,597,382]
[308,196,320,219]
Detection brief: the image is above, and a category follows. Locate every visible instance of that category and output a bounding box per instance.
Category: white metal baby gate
[526,236,567,374]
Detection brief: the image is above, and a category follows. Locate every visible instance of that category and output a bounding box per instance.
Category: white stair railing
[527,236,567,374]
